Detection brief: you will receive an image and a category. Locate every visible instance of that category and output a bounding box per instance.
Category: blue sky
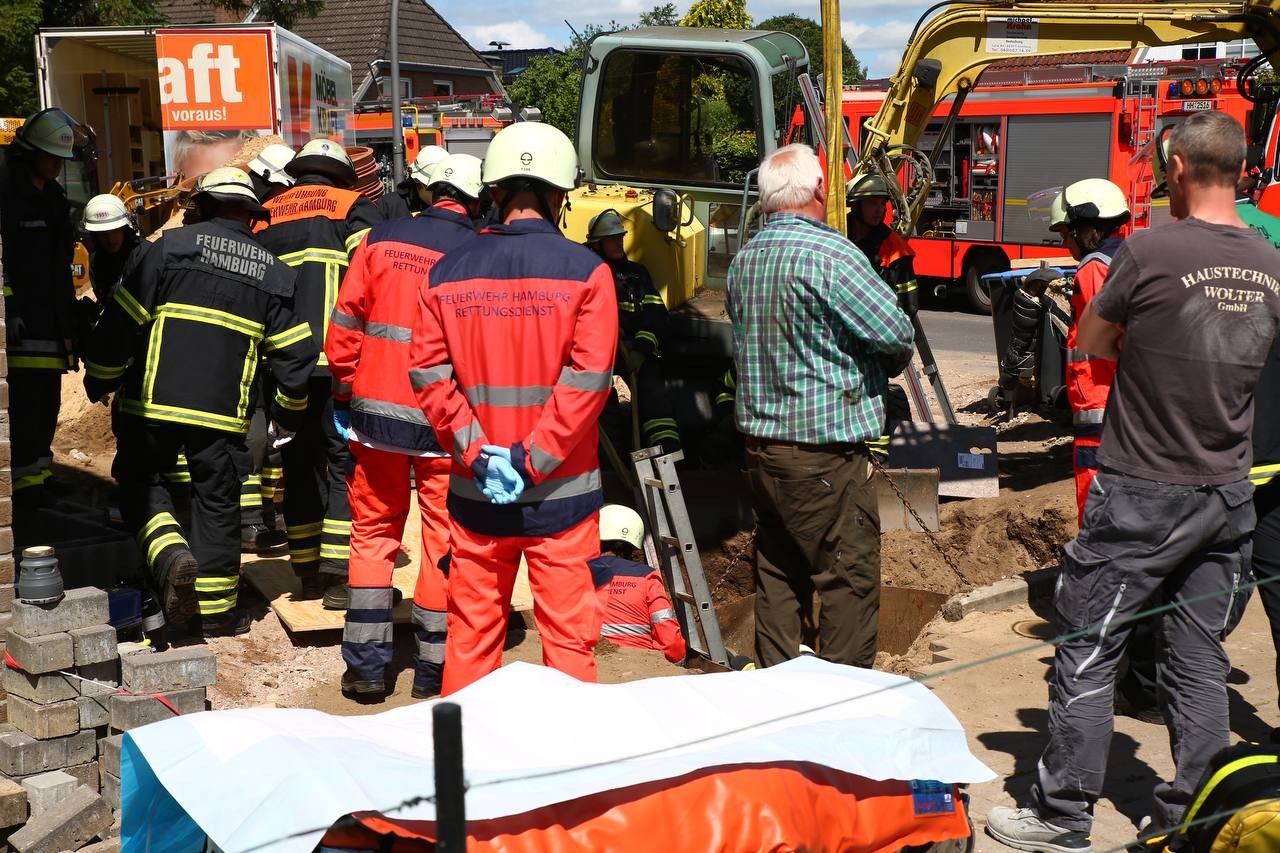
[435,0,930,78]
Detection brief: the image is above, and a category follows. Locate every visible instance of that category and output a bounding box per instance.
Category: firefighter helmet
[82,194,133,233]
[247,143,297,187]
[409,145,449,187]
[15,108,78,159]
[1048,178,1131,231]
[587,210,628,241]
[482,121,580,190]
[848,173,892,201]
[192,167,262,205]
[600,504,645,550]
[427,153,484,200]
[285,138,358,187]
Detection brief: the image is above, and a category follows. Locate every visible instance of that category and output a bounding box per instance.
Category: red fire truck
[812,53,1256,312]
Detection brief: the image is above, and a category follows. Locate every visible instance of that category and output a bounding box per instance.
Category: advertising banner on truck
[278,31,352,146]
[155,30,276,177]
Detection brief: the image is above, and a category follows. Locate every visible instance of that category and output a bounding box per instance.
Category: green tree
[638,3,679,27]
[680,0,752,30]
[209,0,324,29]
[507,48,584,138]
[757,14,864,85]
[1,0,162,116]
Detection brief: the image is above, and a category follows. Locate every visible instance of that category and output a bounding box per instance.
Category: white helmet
[285,138,357,187]
[409,145,449,187]
[247,143,297,187]
[82,194,133,233]
[192,167,262,205]
[599,504,645,550]
[1048,178,1131,232]
[427,153,483,200]
[481,121,580,190]
[16,108,77,159]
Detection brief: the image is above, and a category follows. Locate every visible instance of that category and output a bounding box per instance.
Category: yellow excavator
[561,2,1280,518]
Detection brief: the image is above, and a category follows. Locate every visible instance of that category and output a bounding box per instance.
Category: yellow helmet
[587,209,628,241]
[1048,178,1130,232]
[599,504,645,550]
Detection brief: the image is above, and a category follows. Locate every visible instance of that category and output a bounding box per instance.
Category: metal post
[820,0,845,233]
[433,702,466,851]
[389,0,405,185]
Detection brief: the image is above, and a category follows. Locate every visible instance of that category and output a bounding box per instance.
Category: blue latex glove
[476,445,524,504]
[333,408,352,442]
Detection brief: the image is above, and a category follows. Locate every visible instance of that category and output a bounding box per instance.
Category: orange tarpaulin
[330,762,971,852]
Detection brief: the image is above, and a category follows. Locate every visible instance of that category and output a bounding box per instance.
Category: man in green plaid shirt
[727,143,914,669]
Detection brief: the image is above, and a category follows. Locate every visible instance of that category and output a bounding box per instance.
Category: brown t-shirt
[1093,217,1280,485]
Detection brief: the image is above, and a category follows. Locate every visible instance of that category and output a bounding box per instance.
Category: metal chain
[867,452,974,586]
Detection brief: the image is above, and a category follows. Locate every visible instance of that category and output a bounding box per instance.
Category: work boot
[240,524,266,553]
[986,806,1093,853]
[296,571,326,601]
[197,610,253,638]
[160,550,200,624]
[254,526,287,554]
[1114,693,1165,725]
[322,582,350,610]
[341,667,386,698]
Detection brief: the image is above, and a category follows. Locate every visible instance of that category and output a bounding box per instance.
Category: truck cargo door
[1001,114,1112,244]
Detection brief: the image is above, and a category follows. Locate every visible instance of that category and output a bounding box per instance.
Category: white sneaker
[986,806,1094,853]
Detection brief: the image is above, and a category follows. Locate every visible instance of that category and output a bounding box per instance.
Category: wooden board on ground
[242,513,533,632]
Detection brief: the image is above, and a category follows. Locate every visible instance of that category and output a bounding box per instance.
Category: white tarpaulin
[121,658,994,852]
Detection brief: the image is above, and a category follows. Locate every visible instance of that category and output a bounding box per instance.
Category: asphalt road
[916,307,995,357]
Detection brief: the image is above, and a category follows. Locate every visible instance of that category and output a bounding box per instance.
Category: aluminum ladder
[632,446,728,666]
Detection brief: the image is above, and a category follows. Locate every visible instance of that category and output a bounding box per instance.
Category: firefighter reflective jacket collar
[481,218,562,237]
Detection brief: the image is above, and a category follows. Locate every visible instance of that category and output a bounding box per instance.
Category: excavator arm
[855,1,1280,235]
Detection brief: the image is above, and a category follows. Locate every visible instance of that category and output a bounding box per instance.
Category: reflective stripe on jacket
[83,218,316,432]
[590,554,686,663]
[1066,238,1123,435]
[326,201,477,453]
[410,217,619,537]
[257,175,381,375]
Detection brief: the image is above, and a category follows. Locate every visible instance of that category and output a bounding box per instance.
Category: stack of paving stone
[0,587,216,851]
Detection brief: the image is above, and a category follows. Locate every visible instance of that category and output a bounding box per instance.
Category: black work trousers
[1033,469,1254,833]
[745,439,881,668]
[9,368,61,494]
[113,414,245,618]
[1251,480,1280,704]
[280,376,351,580]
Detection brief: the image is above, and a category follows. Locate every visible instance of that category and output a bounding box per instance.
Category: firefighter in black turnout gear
[255,138,381,607]
[586,210,681,452]
[848,175,919,315]
[0,109,83,504]
[83,168,317,637]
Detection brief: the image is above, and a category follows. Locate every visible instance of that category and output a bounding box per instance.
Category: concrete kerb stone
[20,770,76,816]
[60,760,98,793]
[76,661,119,698]
[7,696,79,740]
[3,632,72,675]
[78,695,110,730]
[120,647,215,693]
[7,784,112,853]
[0,775,25,828]
[97,735,120,779]
[3,669,76,705]
[68,626,117,667]
[940,565,1059,622]
[99,770,119,813]
[10,589,110,639]
[110,688,205,731]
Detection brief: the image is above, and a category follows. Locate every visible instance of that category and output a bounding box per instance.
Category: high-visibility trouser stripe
[412,604,447,666]
[319,544,349,560]
[146,532,190,569]
[602,623,651,637]
[618,301,636,313]
[895,278,918,295]
[1073,409,1105,426]
[261,465,283,500]
[85,361,127,380]
[290,547,320,564]
[641,294,665,306]
[9,355,74,370]
[322,519,351,534]
[2,285,11,296]
[263,322,312,352]
[240,475,263,510]
[343,619,392,646]
[345,586,395,677]
[13,470,50,491]
[195,576,239,616]
[139,512,182,543]
[715,392,734,407]
[157,303,265,339]
[288,522,323,537]
[114,285,150,325]
[634,330,659,349]
[650,608,677,625]
[723,369,736,390]
[162,454,191,484]
[287,522,322,566]
[1251,462,1280,486]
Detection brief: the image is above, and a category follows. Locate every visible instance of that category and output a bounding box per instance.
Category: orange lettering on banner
[156,31,275,131]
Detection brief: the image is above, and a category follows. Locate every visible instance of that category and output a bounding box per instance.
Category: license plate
[1182,100,1213,111]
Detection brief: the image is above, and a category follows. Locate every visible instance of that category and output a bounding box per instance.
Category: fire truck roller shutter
[1000,114,1113,245]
